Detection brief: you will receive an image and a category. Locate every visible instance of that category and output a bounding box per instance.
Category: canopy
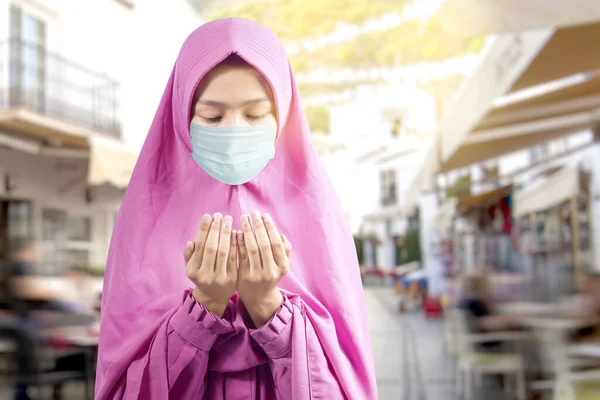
[87,136,138,189]
[513,167,582,218]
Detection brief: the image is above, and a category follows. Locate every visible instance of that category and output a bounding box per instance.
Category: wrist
[192,287,228,318]
[245,289,284,328]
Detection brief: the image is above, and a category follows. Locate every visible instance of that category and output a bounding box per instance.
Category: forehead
[195,62,273,103]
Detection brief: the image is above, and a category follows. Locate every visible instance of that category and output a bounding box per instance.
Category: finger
[263,213,287,268]
[215,216,232,277]
[281,234,292,259]
[202,213,222,271]
[251,210,276,269]
[183,241,195,265]
[227,230,238,275]
[241,214,261,270]
[237,230,248,266]
[189,214,212,265]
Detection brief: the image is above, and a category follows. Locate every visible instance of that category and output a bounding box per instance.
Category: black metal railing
[0,39,121,137]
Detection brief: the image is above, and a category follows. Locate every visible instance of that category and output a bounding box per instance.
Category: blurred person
[459,271,516,351]
[96,18,376,400]
[5,237,44,321]
[570,273,600,342]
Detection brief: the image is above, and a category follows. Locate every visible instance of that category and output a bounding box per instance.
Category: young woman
[95,18,377,399]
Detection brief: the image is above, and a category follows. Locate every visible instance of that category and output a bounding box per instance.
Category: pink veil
[96,17,376,399]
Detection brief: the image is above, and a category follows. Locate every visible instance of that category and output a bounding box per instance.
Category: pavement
[366,286,508,400]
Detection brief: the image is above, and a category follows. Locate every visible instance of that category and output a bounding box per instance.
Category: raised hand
[237,210,292,327]
[184,213,237,317]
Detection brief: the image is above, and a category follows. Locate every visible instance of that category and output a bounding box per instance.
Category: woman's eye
[246,114,266,121]
[202,116,222,123]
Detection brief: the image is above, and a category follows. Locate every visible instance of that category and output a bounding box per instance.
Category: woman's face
[191,60,276,128]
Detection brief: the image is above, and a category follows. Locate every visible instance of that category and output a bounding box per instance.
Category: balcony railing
[0,39,121,138]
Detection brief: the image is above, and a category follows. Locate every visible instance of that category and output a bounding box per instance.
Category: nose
[222,112,249,127]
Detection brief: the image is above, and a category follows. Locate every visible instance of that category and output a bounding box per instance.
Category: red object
[423,297,442,319]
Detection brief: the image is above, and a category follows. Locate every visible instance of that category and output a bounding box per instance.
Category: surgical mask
[189,123,277,185]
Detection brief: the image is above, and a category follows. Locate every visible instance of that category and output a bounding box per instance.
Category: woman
[458,271,515,351]
[95,18,377,399]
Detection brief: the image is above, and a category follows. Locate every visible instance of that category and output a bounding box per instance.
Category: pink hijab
[96,17,376,398]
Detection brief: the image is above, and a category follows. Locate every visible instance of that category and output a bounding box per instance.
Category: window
[380,169,397,206]
[41,209,94,272]
[9,5,47,109]
[67,215,92,242]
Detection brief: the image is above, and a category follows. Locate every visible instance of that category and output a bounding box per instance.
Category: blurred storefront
[403,18,600,306]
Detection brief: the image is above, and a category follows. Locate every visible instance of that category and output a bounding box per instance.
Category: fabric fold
[250,295,294,359]
[170,290,235,351]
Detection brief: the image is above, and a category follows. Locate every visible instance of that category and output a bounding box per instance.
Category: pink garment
[96,17,377,399]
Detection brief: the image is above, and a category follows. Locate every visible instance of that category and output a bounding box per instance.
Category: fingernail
[186,241,194,252]
[262,213,271,222]
[201,214,211,223]
[223,215,232,226]
[237,231,244,241]
[281,234,286,242]
[241,215,249,226]
[213,212,222,221]
[252,210,261,219]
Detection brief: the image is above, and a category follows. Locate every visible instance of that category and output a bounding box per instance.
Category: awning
[438,29,554,167]
[434,198,457,233]
[513,167,581,218]
[439,23,600,173]
[457,185,513,213]
[88,136,138,189]
[435,0,600,37]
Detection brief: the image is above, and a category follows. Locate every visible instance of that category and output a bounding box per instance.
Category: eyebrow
[198,98,270,108]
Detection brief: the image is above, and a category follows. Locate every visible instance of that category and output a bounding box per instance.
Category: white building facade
[0,0,204,271]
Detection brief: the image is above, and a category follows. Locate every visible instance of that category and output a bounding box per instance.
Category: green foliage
[446,174,471,198]
[289,18,483,73]
[402,230,421,263]
[305,105,330,133]
[354,235,365,265]
[208,0,407,41]
[69,265,106,276]
[208,0,486,107]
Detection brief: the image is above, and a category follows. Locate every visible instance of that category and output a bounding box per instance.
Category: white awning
[439,22,600,172]
[88,136,138,189]
[435,0,600,37]
[513,167,581,218]
[439,29,554,166]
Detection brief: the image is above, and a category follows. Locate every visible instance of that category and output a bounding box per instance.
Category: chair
[450,308,528,400]
[554,369,600,400]
[0,322,89,399]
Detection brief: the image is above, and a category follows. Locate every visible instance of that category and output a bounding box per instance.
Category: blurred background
[1,0,600,399]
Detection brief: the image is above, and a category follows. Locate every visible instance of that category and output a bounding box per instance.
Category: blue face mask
[189,123,277,185]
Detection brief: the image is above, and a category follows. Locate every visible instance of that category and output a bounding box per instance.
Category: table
[43,325,99,400]
[514,315,600,379]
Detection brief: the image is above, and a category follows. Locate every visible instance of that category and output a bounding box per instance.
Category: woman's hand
[184,213,237,318]
[237,211,292,327]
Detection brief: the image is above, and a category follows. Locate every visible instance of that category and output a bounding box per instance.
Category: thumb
[281,234,292,258]
[183,241,195,265]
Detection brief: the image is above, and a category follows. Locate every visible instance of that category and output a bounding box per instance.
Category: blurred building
[404,18,600,299]
[325,84,437,269]
[0,0,203,276]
